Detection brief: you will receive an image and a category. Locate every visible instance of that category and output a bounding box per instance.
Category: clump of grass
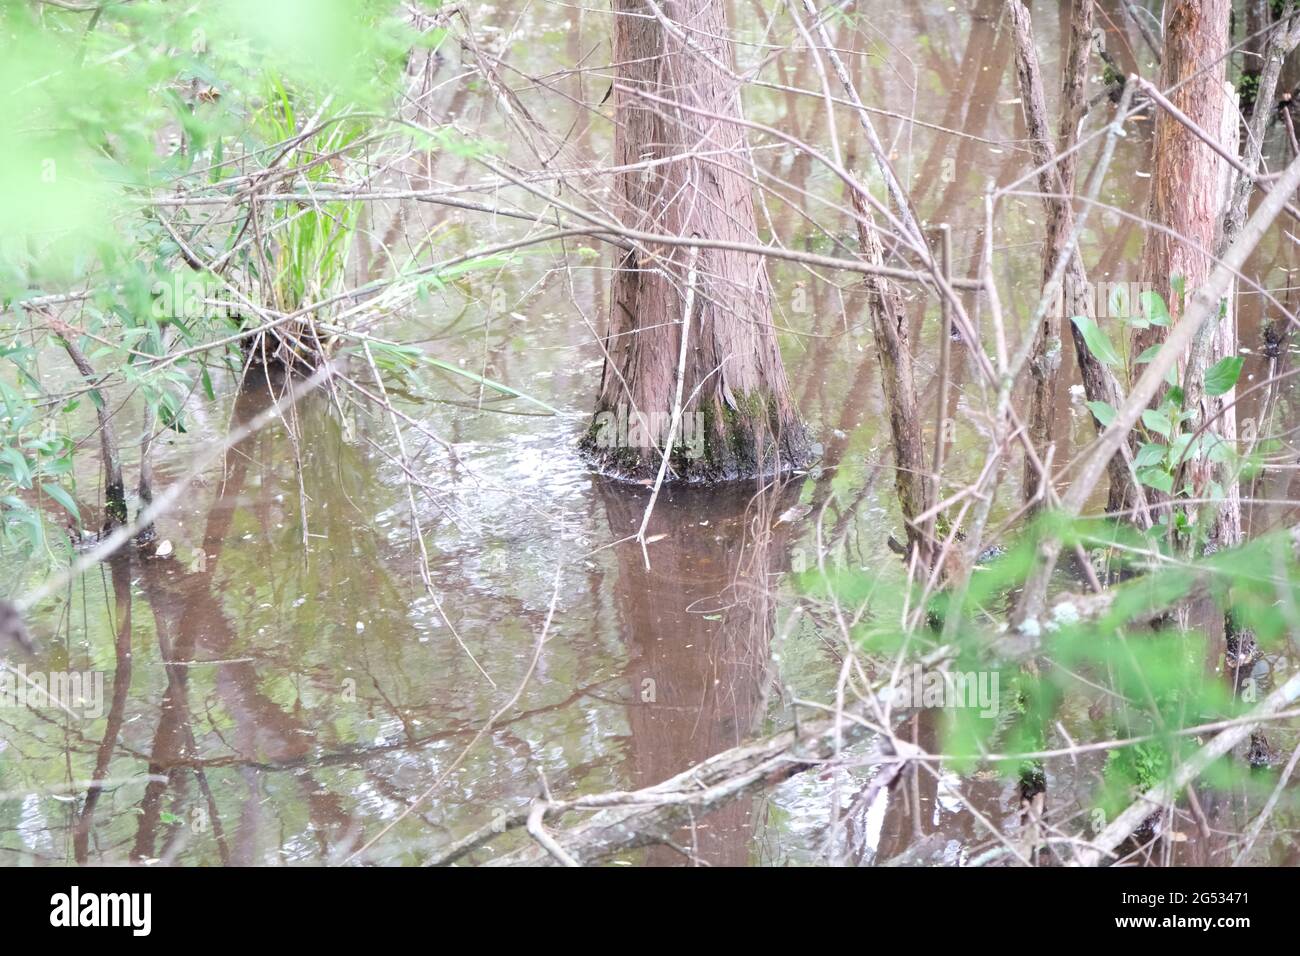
[246,77,363,371]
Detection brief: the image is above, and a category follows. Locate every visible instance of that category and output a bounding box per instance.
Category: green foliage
[1069,284,1249,537]
[1100,741,1171,816]
[0,0,425,550]
[252,77,366,314]
[794,512,1300,812]
[1138,290,1171,328]
[1085,400,1116,428]
[0,338,82,561]
[1071,314,1122,368]
[1,1,413,295]
[1203,355,1244,396]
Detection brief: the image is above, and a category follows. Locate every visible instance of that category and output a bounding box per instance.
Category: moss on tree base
[580,391,811,484]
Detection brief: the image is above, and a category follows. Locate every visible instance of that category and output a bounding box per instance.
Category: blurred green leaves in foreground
[0,0,416,295]
[795,511,1300,814]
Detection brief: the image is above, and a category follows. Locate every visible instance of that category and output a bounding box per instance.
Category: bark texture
[584,0,808,482]
[847,188,930,564]
[1136,0,1233,359]
[1130,0,1232,532]
[1201,6,1300,549]
[1184,81,1243,550]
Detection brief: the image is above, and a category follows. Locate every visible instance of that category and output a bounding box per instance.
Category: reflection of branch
[344,565,563,864]
[16,362,335,614]
[0,774,167,803]
[74,555,133,862]
[361,340,493,686]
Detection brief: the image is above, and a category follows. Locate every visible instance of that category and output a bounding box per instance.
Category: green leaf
[1167,433,1195,467]
[41,482,79,522]
[1108,284,1134,320]
[1071,315,1122,367]
[1206,436,1235,464]
[1139,291,1170,327]
[422,358,559,415]
[1086,400,1117,428]
[1203,356,1244,396]
[0,447,32,488]
[1142,409,1172,439]
[1134,344,1163,364]
[1134,442,1165,468]
[1138,467,1174,493]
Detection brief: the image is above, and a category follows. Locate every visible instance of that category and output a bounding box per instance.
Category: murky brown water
[4,0,1298,866]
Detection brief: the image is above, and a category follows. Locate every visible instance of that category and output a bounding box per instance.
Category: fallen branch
[480,713,872,866]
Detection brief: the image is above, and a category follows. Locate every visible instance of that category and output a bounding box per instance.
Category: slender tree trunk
[50,316,127,530]
[860,202,933,563]
[1136,0,1233,359]
[585,0,808,481]
[1008,0,1139,515]
[1205,6,1300,548]
[1183,82,1243,550]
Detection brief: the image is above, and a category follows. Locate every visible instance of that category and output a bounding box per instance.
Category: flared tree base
[580,392,811,484]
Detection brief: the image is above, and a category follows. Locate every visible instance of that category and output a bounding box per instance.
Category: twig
[635,247,699,570]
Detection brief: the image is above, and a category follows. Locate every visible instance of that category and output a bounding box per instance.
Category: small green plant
[0,347,79,559]
[253,79,364,317]
[1073,285,1248,549]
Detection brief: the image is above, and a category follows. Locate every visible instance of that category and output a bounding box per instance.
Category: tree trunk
[1136,0,1233,359]
[848,188,931,565]
[584,0,808,482]
[1205,7,1300,550]
[1008,0,1139,516]
[1184,81,1243,550]
[1133,0,1232,532]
